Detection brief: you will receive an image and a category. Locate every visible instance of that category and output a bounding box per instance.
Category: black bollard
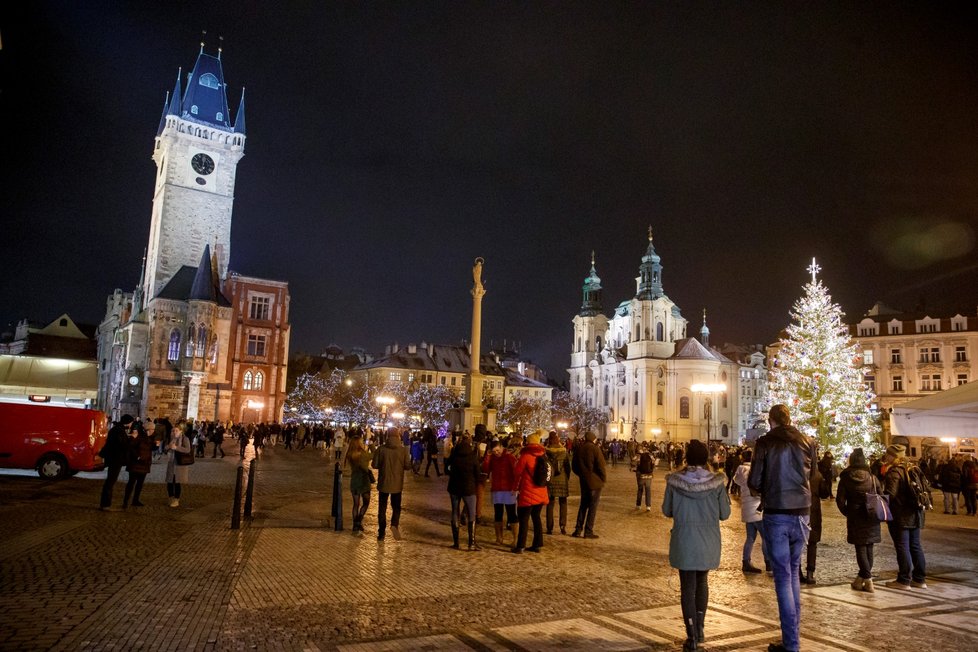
[331,461,343,531]
[244,458,257,519]
[231,464,244,530]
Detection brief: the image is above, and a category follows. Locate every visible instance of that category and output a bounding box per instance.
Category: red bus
[0,400,109,479]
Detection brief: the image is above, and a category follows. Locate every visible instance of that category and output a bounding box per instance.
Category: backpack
[905,464,933,511]
[533,455,553,487]
[637,452,654,475]
[969,465,978,486]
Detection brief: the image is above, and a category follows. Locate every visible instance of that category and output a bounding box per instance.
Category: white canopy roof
[890,382,978,438]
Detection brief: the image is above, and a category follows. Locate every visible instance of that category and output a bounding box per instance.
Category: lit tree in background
[497,394,552,434]
[551,389,607,436]
[768,259,880,454]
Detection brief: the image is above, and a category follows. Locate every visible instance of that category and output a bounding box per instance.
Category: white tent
[890,382,978,438]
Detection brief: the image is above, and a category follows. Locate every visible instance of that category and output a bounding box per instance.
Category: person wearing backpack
[880,444,928,589]
[635,443,656,511]
[938,457,963,514]
[511,429,549,553]
[962,456,978,516]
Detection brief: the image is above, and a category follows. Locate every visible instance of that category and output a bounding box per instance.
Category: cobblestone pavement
[2,443,978,651]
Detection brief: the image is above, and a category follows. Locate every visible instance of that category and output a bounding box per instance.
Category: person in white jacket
[733,449,770,573]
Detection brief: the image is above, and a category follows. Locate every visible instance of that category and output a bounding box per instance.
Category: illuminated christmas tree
[768,259,880,454]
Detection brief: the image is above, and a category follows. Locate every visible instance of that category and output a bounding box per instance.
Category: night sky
[2,2,977,383]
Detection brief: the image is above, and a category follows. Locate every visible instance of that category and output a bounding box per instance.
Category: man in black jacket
[571,431,607,538]
[747,404,817,652]
[881,444,928,589]
[99,414,134,510]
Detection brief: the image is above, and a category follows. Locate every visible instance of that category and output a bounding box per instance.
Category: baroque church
[96,43,290,424]
[568,230,763,443]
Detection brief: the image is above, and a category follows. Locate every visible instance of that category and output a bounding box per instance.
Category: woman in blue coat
[662,439,731,651]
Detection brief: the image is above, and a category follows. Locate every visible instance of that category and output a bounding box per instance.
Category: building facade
[96,45,290,424]
[568,232,762,443]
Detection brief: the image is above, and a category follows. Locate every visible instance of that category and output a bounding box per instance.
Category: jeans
[123,472,146,506]
[99,464,123,508]
[166,481,182,499]
[377,492,402,538]
[943,491,959,513]
[516,504,544,549]
[636,475,652,507]
[763,513,810,652]
[887,522,926,584]
[678,570,709,624]
[854,543,874,579]
[546,496,567,532]
[743,520,770,564]
[575,486,602,534]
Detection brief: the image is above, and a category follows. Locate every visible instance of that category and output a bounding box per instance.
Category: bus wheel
[37,454,69,480]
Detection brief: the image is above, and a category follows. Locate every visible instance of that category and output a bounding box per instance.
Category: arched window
[656,322,664,341]
[680,396,690,419]
[243,370,253,390]
[186,324,196,357]
[577,337,582,352]
[208,339,218,365]
[657,390,663,406]
[722,392,728,408]
[635,324,641,341]
[168,329,181,362]
[721,424,729,439]
[603,385,609,406]
[254,371,264,391]
[196,325,207,357]
[198,72,220,89]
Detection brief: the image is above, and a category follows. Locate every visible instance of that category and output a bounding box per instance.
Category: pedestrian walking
[123,419,155,508]
[98,414,134,510]
[545,431,571,534]
[346,436,372,535]
[835,447,882,592]
[635,442,656,511]
[423,425,441,477]
[166,419,193,507]
[732,449,769,573]
[446,433,482,550]
[372,429,411,541]
[512,429,549,554]
[571,431,606,538]
[747,404,818,652]
[662,439,731,651]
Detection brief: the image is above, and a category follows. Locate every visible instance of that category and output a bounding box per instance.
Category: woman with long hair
[346,436,372,534]
[166,419,193,507]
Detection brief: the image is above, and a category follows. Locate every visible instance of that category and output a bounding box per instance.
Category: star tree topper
[807,257,821,283]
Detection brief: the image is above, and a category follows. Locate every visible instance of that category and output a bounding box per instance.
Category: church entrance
[240,407,262,424]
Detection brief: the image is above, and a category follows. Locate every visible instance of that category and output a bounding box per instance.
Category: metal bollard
[231,464,244,530]
[331,461,343,531]
[244,458,257,519]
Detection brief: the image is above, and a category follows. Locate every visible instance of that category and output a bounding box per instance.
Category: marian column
[467,258,486,408]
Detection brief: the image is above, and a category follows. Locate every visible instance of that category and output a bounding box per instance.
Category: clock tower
[143,42,246,303]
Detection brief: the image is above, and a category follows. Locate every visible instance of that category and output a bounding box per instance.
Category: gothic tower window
[196,325,207,357]
[208,339,218,365]
[656,322,664,341]
[186,324,196,357]
[243,370,253,390]
[167,329,181,362]
[254,371,264,391]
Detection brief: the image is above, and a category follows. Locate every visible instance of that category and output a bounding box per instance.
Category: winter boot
[682,617,698,651]
[803,569,816,585]
[850,576,864,591]
[862,578,875,593]
[696,611,705,643]
[508,523,517,544]
[451,524,460,549]
[494,523,504,545]
[467,522,480,551]
[742,560,762,574]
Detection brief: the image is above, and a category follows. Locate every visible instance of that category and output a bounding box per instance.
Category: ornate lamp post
[376,395,396,430]
[691,382,726,443]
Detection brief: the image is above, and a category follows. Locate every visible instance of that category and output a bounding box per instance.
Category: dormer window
[199,73,220,89]
[216,112,224,122]
[888,320,903,335]
[191,105,199,115]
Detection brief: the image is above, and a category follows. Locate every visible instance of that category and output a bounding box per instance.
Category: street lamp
[376,395,395,428]
[691,383,726,443]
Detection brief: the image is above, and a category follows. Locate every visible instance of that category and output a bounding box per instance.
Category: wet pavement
[2,443,977,651]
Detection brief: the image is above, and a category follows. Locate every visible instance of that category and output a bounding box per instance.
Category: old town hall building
[568,230,764,443]
[96,44,290,424]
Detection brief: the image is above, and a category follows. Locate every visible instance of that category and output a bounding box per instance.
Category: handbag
[866,480,892,522]
[175,439,195,466]
[367,468,376,484]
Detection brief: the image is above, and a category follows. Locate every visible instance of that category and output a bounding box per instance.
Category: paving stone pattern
[2,443,978,651]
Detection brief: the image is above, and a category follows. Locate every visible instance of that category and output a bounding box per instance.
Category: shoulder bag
[865,477,892,522]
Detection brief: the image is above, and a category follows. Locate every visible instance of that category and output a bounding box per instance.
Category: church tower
[143,41,246,302]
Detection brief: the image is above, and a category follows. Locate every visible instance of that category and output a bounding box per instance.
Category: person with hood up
[512,429,549,553]
[662,438,731,651]
[372,429,412,541]
[446,433,483,550]
[732,448,769,573]
[835,447,882,592]
[747,404,818,652]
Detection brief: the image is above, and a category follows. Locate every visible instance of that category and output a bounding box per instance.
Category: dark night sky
[2,2,977,383]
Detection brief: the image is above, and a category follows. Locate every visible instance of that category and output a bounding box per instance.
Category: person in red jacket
[512,429,550,553]
[483,437,518,545]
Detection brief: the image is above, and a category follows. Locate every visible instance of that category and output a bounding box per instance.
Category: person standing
[835,447,882,592]
[938,456,963,515]
[662,439,731,651]
[483,437,518,545]
[962,455,978,516]
[879,444,928,589]
[422,425,441,477]
[123,419,155,508]
[733,449,769,574]
[166,419,192,507]
[635,443,656,511]
[372,429,411,541]
[98,414,134,511]
[747,404,817,652]
[512,429,549,553]
[571,431,606,538]
[212,422,226,458]
[446,433,482,550]
[345,436,372,535]
[545,431,571,534]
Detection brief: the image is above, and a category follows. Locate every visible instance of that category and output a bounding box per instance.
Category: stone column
[467,257,486,408]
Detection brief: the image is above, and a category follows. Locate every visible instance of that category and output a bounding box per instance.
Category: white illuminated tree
[768,259,880,454]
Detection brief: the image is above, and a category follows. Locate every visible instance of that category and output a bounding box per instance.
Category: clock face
[128,375,140,386]
[191,153,215,175]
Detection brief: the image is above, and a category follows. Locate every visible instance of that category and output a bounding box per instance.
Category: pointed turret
[189,245,218,302]
[636,226,664,300]
[132,249,147,315]
[180,43,232,130]
[167,69,182,116]
[156,92,170,136]
[233,88,246,134]
[580,251,603,317]
[700,309,710,347]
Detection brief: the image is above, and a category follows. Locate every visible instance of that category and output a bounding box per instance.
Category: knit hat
[120,414,134,425]
[849,447,867,467]
[527,429,546,445]
[885,444,906,458]
[686,440,709,466]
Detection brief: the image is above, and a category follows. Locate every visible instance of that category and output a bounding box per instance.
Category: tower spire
[636,227,663,300]
[700,308,710,347]
[133,249,147,314]
[580,252,603,317]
